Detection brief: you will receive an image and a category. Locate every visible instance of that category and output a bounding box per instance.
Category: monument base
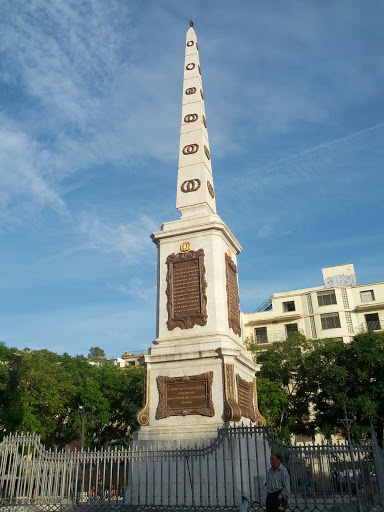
[135,336,265,446]
[126,425,270,508]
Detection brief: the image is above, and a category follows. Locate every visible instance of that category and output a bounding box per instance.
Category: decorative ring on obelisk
[196,43,198,50]
[207,181,215,198]
[187,41,194,47]
[200,89,204,100]
[181,179,201,193]
[202,115,207,128]
[204,146,210,160]
[186,63,195,71]
[198,65,201,75]
[184,113,198,123]
[182,144,199,155]
[186,87,197,95]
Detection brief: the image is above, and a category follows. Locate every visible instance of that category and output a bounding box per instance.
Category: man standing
[265,453,290,511]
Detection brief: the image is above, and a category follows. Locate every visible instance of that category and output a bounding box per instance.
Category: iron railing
[0,425,383,511]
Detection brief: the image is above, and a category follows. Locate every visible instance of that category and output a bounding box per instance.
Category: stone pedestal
[135,214,264,445]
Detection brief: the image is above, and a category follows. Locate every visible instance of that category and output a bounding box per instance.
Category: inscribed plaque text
[236,374,256,422]
[156,372,214,419]
[166,250,208,330]
[225,253,241,336]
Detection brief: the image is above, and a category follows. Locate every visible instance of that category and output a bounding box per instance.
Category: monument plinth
[135,22,264,445]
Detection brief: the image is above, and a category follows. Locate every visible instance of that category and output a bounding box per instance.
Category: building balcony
[355,301,384,312]
[245,312,303,326]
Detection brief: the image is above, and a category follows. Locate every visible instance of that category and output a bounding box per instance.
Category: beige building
[242,264,384,347]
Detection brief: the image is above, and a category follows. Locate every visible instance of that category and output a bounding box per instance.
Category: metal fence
[0,425,383,512]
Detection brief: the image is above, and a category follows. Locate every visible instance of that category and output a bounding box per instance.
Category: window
[360,290,375,303]
[321,312,341,329]
[255,327,268,344]
[365,313,381,330]
[333,337,343,342]
[317,290,337,306]
[286,323,298,337]
[283,301,296,312]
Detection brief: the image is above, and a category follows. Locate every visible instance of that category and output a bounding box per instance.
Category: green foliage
[306,332,384,441]
[255,332,384,442]
[0,343,144,448]
[255,333,315,441]
[87,347,106,359]
[84,364,144,449]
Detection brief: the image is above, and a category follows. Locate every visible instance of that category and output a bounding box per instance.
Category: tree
[254,331,384,443]
[14,349,77,445]
[304,332,384,442]
[84,365,144,448]
[87,347,106,359]
[0,342,21,438]
[0,343,144,448]
[254,332,315,440]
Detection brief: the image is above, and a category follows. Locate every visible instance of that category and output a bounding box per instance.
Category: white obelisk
[135,21,264,444]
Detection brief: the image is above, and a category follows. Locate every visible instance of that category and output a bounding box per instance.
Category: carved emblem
[187,41,194,47]
[182,144,199,155]
[136,370,150,426]
[200,89,204,100]
[202,115,207,128]
[166,249,208,330]
[204,146,210,160]
[225,253,241,336]
[186,63,195,71]
[223,364,241,421]
[180,242,191,252]
[198,65,201,75]
[181,179,201,193]
[186,87,197,95]
[156,372,214,419]
[227,249,232,259]
[253,378,266,426]
[207,181,215,198]
[184,113,198,123]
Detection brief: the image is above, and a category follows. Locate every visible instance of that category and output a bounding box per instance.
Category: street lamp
[79,406,85,451]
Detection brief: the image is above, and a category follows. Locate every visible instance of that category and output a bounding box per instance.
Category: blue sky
[1,1,383,357]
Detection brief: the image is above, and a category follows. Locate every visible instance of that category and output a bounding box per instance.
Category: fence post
[371,424,384,508]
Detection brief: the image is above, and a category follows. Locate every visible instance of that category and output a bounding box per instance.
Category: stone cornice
[151,216,242,254]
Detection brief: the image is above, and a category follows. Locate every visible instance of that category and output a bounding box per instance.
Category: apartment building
[242,264,384,347]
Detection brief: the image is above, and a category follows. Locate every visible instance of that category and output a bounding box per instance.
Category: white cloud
[0,122,68,228]
[77,212,157,263]
[108,280,156,303]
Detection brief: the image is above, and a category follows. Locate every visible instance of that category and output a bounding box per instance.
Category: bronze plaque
[173,259,201,317]
[225,253,241,336]
[167,381,207,409]
[156,372,214,419]
[166,250,208,330]
[236,374,256,422]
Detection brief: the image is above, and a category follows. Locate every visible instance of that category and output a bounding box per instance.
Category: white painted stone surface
[135,23,262,445]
